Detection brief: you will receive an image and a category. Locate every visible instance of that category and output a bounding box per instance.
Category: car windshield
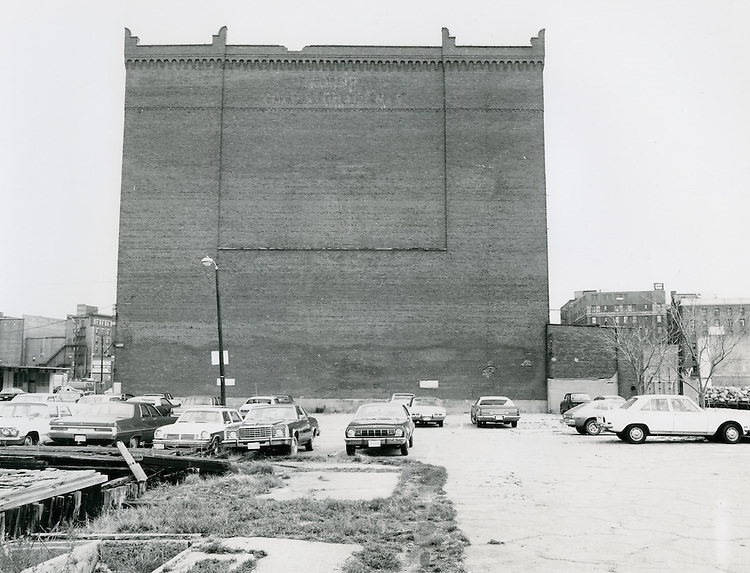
[80,403,134,418]
[183,397,214,406]
[178,410,223,424]
[621,397,639,409]
[355,404,407,420]
[0,403,47,418]
[244,398,273,405]
[480,398,511,406]
[570,394,590,401]
[246,406,296,421]
[412,397,442,407]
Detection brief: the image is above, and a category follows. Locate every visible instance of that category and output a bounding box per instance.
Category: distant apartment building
[671,294,750,388]
[560,283,669,332]
[66,304,116,385]
[0,305,116,393]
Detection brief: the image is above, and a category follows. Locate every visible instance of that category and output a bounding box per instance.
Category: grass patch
[7,459,467,573]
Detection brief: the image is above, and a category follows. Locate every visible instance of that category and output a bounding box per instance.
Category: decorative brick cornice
[124,27,544,72]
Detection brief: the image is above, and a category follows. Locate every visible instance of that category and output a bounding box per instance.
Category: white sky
[2,0,749,321]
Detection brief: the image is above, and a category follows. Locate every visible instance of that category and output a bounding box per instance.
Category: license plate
[153,443,164,449]
[74,434,87,443]
[246,443,261,450]
[368,439,382,448]
[495,415,505,421]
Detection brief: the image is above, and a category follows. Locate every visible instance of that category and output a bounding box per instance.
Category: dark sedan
[233,404,319,455]
[345,402,415,456]
[48,401,175,447]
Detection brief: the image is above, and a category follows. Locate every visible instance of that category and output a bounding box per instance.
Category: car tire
[720,423,742,444]
[304,436,314,451]
[286,436,299,456]
[400,441,409,456]
[470,414,477,425]
[575,426,587,435]
[209,436,223,456]
[625,425,647,444]
[510,421,518,428]
[23,434,35,446]
[128,436,140,448]
[584,419,602,436]
[346,445,356,456]
[437,421,444,427]
[409,434,414,448]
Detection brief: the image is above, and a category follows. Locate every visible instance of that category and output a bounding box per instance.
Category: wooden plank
[0,469,107,511]
[116,442,148,483]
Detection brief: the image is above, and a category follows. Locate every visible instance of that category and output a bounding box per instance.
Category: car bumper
[411,415,446,423]
[48,430,118,445]
[233,438,294,451]
[153,439,213,450]
[477,414,520,423]
[0,437,28,446]
[345,437,407,448]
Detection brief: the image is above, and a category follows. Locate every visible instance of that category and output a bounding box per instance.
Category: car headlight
[154,429,164,439]
[0,427,19,437]
[227,430,237,440]
[394,428,404,437]
[273,426,287,438]
[200,431,210,440]
[346,428,355,438]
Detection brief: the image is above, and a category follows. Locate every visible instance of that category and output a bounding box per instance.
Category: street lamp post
[201,256,226,406]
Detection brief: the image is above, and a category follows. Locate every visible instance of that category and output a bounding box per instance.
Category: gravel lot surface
[312,411,750,573]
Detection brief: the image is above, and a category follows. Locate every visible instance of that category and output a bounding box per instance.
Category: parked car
[470,396,521,428]
[238,395,295,418]
[559,392,592,414]
[390,393,415,406]
[153,406,243,455]
[11,393,63,404]
[594,395,626,403]
[143,392,175,400]
[233,404,318,455]
[0,388,26,401]
[561,398,626,435]
[0,401,73,445]
[172,395,221,416]
[48,401,175,447]
[601,394,750,444]
[408,396,447,427]
[76,394,127,405]
[127,395,179,416]
[53,385,85,402]
[345,402,415,456]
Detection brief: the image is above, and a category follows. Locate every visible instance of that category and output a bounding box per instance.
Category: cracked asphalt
[316,411,750,572]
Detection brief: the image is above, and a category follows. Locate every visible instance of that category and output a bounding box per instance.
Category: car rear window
[480,398,509,406]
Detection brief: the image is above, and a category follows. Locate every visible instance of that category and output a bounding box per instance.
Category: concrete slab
[259,469,400,500]
[152,537,362,573]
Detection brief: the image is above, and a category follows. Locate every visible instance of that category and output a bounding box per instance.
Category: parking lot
[313,411,750,573]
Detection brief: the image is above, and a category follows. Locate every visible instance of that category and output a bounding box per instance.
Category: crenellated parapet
[124,27,544,72]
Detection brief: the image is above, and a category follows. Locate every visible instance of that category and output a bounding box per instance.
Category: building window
[715,307,720,316]
[591,317,597,325]
[702,308,708,315]
[727,307,733,316]
[714,319,720,326]
[741,307,746,315]
[740,319,746,328]
[656,315,662,323]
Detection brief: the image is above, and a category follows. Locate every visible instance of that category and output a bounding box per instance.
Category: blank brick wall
[116,29,550,401]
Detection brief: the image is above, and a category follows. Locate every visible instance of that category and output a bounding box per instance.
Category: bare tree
[599,318,676,396]
[669,302,747,407]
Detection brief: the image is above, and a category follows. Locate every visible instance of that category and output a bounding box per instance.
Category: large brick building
[115,27,549,406]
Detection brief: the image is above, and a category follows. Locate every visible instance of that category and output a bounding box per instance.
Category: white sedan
[600,394,750,444]
[409,396,447,427]
[153,406,243,455]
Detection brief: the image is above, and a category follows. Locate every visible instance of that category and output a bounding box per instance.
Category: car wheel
[22,434,35,446]
[615,431,627,441]
[477,421,484,428]
[437,421,444,427]
[304,436,314,451]
[286,436,299,456]
[409,434,414,448]
[585,419,602,436]
[400,441,409,456]
[209,436,223,456]
[346,445,356,456]
[720,423,742,444]
[575,426,587,435]
[510,421,518,428]
[470,414,476,425]
[128,436,140,448]
[625,425,647,444]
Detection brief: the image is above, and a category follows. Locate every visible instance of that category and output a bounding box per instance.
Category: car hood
[410,406,445,414]
[0,416,46,428]
[242,418,292,426]
[347,418,407,427]
[158,422,228,433]
[50,415,124,424]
